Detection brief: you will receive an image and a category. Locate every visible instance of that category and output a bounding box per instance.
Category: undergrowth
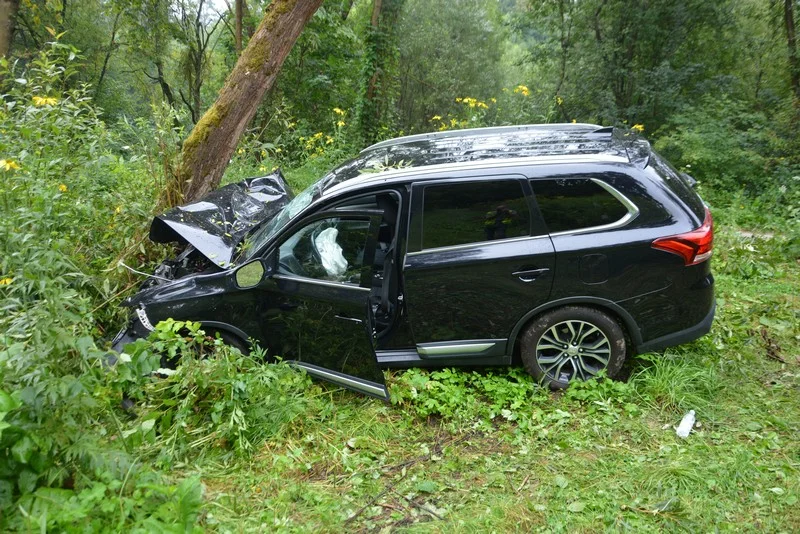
[1,44,798,532]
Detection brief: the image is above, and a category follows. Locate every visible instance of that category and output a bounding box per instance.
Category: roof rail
[362,123,605,152]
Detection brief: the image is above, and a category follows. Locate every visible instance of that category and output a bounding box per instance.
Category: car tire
[520,306,627,390]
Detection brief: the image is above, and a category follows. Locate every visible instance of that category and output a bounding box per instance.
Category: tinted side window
[531,178,629,233]
[422,180,530,250]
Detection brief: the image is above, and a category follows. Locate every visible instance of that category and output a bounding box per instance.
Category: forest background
[0,0,799,531]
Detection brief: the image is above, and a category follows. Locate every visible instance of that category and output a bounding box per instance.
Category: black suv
[113,124,715,400]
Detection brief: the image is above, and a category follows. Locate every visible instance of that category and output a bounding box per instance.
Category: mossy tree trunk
[0,0,20,57]
[176,0,323,204]
[355,0,404,145]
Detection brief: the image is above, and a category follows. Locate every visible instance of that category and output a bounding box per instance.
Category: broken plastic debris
[676,410,695,438]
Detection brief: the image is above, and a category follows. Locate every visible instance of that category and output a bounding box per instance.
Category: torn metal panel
[149,171,294,267]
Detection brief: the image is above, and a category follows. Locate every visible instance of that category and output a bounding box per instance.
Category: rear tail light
[652,207,713,266]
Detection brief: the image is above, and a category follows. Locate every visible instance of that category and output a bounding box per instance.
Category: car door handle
[512,268,550,282]
[335,314,364,325]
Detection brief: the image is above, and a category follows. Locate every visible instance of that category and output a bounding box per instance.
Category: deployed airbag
[315,227,348,278]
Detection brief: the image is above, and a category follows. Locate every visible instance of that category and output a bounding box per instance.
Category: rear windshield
[648,152,706,223]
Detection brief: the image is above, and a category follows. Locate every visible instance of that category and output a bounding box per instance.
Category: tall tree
[785,0,800,98]
[176,0,323,203]
[356,0,404,143]
[0,0,20,57]
[175,0,222,123]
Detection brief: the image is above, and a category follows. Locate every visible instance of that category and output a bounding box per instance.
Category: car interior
[333,191,401,337]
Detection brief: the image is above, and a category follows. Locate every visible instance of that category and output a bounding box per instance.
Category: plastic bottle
[676,410,696,438]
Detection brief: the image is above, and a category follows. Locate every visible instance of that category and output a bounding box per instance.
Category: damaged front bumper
[110,307,155,354]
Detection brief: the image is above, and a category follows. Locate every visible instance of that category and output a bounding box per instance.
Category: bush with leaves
[0,42,319,531]
[112,320,314,466]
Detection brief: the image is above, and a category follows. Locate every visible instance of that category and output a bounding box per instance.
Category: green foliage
[115,320,314,465]
[395,0,507,132]
[391,367,548,429]
[1,4,799,531]
[653,96,791,194]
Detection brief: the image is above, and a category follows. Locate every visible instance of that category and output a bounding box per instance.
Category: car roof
[317,123,649,197]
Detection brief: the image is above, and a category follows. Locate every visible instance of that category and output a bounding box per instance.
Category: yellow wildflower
[58,183,68,192]
[276,147,282,153]
[572,119,577,123]
[259,166,267,172]
[555,95,564,106]
[313,132,323,139]
[1,159,21,171]
[288,122,296,128]
[477,101,489,109]
[490,98,497,103]
[632,124,645,133]
[326,136,334,144]
[455,97,463,103]
[333,107,345,116]
[114,206,122,214]
[514,85,530,97]
[261,150,267,157]
[0,277,12,286]
[237,148,245,154]
[430,115,442,121]
[336,120,346,127]
[32,95,58,106]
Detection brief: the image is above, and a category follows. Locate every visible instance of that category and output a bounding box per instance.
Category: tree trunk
[365,0,382,101]
[0,0,20,57]
[235,0,243,52]
[357,0,404,144]
[95,9,123,98]
[176,0,323,204]
[785,0,800,98]
[340,0,355,21]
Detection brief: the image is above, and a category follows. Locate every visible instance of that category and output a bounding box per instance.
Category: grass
[149,209,800,532]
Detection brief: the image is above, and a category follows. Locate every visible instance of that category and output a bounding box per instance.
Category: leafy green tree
[177,0,324,203]
[394,0,506,132]
[355,0,404,143]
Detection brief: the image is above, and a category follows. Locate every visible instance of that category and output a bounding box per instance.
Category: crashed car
[113,123,715,400]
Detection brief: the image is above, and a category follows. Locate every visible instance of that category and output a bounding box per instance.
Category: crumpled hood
[149,171,294,267]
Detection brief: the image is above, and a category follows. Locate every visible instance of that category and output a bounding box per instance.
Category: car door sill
[290,361,388,400]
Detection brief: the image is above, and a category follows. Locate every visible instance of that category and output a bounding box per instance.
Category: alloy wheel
[535,319,611,383]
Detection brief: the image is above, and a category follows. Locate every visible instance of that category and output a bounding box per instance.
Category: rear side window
[532,178,629,233]
[649,152,706,222]
[422,180,530,249]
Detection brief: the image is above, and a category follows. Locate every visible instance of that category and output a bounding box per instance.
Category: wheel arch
[198,320,252,351]
[508,297,642,358]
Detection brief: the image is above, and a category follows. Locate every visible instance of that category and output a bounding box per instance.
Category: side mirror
[234,259,265,289]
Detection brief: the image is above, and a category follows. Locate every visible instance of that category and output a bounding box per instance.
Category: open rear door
[265,210,388,399]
